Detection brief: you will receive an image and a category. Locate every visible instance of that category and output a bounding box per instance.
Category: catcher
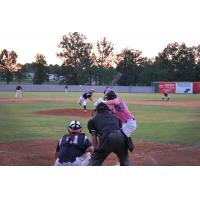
[54,120,93,166]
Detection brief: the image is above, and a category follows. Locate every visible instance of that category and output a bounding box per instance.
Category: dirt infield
[1,97,200,108]
[0,140,200,166]
[0,97,200,166]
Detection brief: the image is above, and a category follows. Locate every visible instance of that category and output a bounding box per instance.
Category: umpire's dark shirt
[88,111,122,137]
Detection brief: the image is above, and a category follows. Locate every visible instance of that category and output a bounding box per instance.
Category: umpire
[87,102,131,166]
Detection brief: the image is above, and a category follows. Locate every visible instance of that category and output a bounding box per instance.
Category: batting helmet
[68,120,82,133]
[105,89,117,100]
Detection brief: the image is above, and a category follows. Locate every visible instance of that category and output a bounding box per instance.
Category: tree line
[0,32,200,85]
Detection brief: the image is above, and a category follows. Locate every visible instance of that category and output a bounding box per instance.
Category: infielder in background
[78,89,95,112]
[87,102,131,166]
[15,85,23,98]
[54,120,93,166]
[64,85,68,93]
[162,92,170,101]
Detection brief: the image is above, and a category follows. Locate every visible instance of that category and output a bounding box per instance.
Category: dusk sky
[1,0,200,65]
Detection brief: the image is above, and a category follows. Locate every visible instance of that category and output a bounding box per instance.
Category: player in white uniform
[78,89,95,112]
[15,85,22,98]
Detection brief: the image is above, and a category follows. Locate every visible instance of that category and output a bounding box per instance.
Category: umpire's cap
[96,102,109,112]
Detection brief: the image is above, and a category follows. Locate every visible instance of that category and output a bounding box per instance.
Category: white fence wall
[0,84,155,93]
[176,82,193,94]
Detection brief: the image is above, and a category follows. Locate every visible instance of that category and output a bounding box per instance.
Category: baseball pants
[88,132,130,166]
[15,90,22,98]
[78,96,87,106]
[122,119,137,137]
[54,152,91,166]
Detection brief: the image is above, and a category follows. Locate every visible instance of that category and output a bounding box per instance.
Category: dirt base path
[0,140,200,166]
[1,97,200,108]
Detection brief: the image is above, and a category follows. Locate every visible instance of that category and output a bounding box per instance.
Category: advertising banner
[158,82,176,93]
[193,82,200,93]
[176,82,193,94]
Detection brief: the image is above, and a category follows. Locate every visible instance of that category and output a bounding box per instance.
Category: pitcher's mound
[35,108,93,117]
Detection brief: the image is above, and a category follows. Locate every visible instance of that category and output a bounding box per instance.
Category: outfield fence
[0,84,155,93]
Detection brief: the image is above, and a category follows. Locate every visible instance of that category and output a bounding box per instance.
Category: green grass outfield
[0,92,200,146]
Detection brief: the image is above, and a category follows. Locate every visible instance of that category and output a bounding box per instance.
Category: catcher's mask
[68,120,81,133]
[96,102,109,112]
[104,89,117,100]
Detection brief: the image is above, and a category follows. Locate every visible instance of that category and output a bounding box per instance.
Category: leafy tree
[91,37,115,84]
[35,54,47,65]
[155,42,196,81]
[94,37,114,68]
[115,48,143,85]
[48,64,61,78]
[191,45,200,81]
[14,63,26,83]
[138,64,156,85]
[57,32,93,84]
[150,58,169,81]
[85,65,99,85]
[32,54,48,84]
[177,44,196,81]
[0,49,18,84]
[60,65,78,85]
[135,57,154,85]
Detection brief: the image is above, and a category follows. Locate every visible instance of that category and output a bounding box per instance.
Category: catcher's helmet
[105,89,117,100]
[68,120,81,133]
[96,102,109,112]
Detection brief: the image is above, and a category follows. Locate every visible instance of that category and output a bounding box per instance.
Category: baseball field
[0,91,200,166]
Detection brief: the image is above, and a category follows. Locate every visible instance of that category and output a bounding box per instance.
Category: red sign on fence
[158,82,176,93]
[193,82,200,93]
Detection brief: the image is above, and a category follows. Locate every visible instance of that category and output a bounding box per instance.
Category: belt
[59,158,75,164]
[125,118,135,123]
[59,161,71,165]
[107,130,122,136]
[110,130,121,134]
